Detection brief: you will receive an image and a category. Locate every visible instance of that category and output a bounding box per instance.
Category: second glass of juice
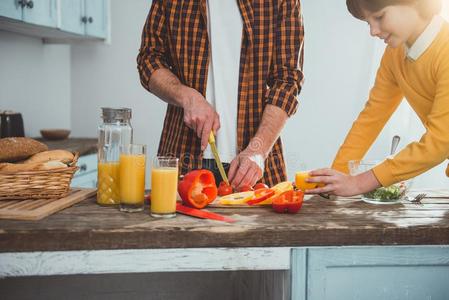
[151,156,178,218]
[119,144,146,212]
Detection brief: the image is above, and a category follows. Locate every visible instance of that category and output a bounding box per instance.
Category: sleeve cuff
[264,84,299,117]
[137,56,170,90]
[372,161,396,187]
[331,160,349,174]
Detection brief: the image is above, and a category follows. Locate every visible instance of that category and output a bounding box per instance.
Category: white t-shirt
[203,0,243,163]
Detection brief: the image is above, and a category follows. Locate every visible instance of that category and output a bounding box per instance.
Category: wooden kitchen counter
[1,192,449,253]
[35,137,97,156]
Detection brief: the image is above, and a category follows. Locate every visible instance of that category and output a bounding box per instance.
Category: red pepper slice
[218,181,233,196]
[246,188,275,206]
[272,190,304,213]
[178,169,218,209]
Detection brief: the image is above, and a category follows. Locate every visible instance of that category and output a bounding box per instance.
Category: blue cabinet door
[0,0,22,20]
[59,0,84,35]
[292,246,449,300]
[85,0,107,38]
[22,0,57,27]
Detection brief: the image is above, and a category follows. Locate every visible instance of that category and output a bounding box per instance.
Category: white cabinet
[22,0,57,27]
[59,0,108,39]
[0,0,57,27]
[0,0,109,41]
[71,153,97,189]
[0,0,22,20]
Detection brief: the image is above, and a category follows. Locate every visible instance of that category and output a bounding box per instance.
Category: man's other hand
[228,151,264,190]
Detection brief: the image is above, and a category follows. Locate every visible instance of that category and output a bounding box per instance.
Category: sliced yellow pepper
[255,181,293,205]
[219,191,255,205]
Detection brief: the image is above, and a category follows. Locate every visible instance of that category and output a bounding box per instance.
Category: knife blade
[176,203,236,223]
[208,132,230,185]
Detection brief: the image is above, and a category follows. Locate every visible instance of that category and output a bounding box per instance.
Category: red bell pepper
[246,188,275,206]
[178,169,218,209]
[272,190,304,213]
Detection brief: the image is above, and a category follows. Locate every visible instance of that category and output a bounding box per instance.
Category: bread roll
[39,160,68,170]
[0,160,68,172]
[0,137,48,162]
[23,150,74,164]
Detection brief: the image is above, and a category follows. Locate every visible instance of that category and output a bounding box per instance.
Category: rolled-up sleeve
[137,0,170,91]
[264,0,304,117]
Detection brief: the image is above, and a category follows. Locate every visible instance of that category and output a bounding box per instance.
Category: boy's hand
[306,168,381,197]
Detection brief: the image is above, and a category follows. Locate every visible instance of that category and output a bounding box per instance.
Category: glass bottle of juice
[97,107,133,205]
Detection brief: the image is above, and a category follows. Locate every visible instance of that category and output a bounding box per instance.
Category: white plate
[361,197,403,205]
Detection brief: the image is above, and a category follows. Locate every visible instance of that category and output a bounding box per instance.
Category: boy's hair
[346,0,442,20]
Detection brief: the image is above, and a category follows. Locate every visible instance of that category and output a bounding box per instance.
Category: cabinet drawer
[292,246,449,300]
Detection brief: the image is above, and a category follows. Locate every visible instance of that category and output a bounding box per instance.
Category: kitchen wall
[0,31,71,137]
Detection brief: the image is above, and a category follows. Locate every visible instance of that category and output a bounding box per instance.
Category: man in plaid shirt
[137,0,304,188]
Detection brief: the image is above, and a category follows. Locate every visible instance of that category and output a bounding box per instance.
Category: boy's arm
[331,49,404,174]
[372,52,449,187]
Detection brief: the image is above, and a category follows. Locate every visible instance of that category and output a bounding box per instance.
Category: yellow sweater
[332,22,449,187]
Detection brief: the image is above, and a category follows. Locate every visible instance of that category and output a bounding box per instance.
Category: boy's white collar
[406,15,444,61]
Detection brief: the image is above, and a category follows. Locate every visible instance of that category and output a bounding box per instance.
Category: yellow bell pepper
[255,181,293,205]
[219,191,255,205]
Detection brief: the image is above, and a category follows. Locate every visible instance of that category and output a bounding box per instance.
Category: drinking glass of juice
[151,156,178,218]
[119,144,147,212]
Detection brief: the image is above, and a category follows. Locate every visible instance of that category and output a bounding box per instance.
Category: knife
[176,203,236,223]
[208,132,230,185]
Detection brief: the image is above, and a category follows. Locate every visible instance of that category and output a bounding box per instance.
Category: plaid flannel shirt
[137,0,304,185]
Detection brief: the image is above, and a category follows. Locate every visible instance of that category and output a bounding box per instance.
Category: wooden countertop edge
[1,226,449,252]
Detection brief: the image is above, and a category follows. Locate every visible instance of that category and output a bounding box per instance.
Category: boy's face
[361,5,428,48]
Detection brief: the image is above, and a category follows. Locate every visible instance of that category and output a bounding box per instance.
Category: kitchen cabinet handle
[81,16,88,23]
[26,0,33,9]
[18,0,27,8]
[80,164,87,172]
[88,17,93,23]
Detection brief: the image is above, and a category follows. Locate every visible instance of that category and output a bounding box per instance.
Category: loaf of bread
[0,137,48,162]
[0,160,68,172]
[22,150,74,164]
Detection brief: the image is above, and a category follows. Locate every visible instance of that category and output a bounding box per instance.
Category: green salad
[363,184,405,202]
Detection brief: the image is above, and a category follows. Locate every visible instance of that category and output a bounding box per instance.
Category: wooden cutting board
[0,188,96,220]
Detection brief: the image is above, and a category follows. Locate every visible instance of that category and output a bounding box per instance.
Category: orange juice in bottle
[97,162,120,205]
[97,107,133,205]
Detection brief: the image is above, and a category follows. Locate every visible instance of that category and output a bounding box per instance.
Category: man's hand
[228,148,264,189]
[305,168,381,197]
[181,87,220,150]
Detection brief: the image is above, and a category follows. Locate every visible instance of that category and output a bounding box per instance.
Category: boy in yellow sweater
[307,0,449,197]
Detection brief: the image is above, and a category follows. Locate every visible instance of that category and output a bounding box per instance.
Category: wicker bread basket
[0,152,80,200]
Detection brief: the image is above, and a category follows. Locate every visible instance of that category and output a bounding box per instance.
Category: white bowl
[348,160,413,204]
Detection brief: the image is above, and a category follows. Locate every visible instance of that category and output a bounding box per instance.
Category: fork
[409,193,426,205]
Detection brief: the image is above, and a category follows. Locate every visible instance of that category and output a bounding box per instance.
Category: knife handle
[208,131,215,144]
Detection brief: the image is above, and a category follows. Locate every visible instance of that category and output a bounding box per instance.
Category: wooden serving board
[208,194,317,208]
[0,188,96,220]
